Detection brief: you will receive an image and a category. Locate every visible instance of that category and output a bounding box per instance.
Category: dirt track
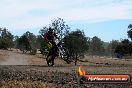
[0,65,132,88]
[0,50,132,88]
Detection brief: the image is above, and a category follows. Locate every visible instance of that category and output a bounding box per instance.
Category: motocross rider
[43,28,58,65]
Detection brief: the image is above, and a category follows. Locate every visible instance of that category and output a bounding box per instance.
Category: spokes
[60,48,69,61]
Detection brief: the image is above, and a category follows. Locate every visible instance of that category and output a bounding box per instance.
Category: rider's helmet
[48,27,54,33]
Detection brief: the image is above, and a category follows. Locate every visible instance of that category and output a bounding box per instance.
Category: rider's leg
[51,54,55,66]
[47,41,58,66]
[50,42,58,66]
[50,41,58,55]
[51,46,56,64]
[46,47,52,62]
[46,48,54,66]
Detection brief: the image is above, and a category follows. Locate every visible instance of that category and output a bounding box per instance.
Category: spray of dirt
[0,56,29,65]
[0,50,29,65]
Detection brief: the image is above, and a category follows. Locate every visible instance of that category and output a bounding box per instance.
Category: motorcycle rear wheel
[46,55,55,66]
[60,47,71,64]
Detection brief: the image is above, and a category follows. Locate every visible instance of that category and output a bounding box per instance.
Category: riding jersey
[44,32,57,42]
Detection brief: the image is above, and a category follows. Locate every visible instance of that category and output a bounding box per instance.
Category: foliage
[109,40,120,50]
[114,24,132,58]
[105,40,120,56]
[17,35,31,53]
[13,35,19,49]
[36,35,47,55]
[51,18,70,39]
[114,39,132,57]
[17,31,37,54]
[63,29,89,61]
[38,18,70,55]
[88,36,105,56]
[127,24,132,40]
[0,28,14,49]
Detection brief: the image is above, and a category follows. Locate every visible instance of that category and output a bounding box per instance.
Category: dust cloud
[0,51,29,65]
[0,57,29,65]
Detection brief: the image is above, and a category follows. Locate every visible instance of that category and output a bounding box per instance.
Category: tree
[127,24,132,40]
[23,31,37,49]
[114,39,131,58]
[39,26,49,36]
[39,18,70,39]
[102,42,110,56]
[51,18,70,39]
[36,35,47,55]
[17,31,37,54]
[17,35,31,53]
[13,35,20,49]
[63,29,89,65]
[38,18,70,55]
[0,28,14,49]
[110,40,119,49]
[89,36,105,56]
[121,39,130,55]
[108,40,120,57]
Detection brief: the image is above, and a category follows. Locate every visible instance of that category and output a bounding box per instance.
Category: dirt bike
[46,39,70,66]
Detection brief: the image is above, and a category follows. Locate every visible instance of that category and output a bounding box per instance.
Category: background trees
[63,30,89,64]
[51,18,70,39]
[107,40,120,57]
[17,35,31,53]
[38,18,70,55]
[16,31,37,54]
[0,28,13,49]
[127,24,132,40]
[113,24,132,58]
[88,36,105,56]
[0,18,132,60]
[37,18,90,64]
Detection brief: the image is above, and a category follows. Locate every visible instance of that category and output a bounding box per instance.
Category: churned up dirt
[0,49,132,88]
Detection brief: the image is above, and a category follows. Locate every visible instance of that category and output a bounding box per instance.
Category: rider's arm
[44,32,49,42]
